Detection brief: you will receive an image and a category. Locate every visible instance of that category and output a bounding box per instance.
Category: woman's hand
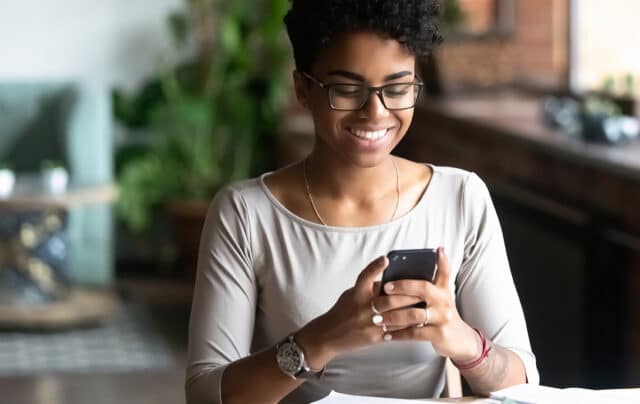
[373,247,482,364]
[295,256,423,369]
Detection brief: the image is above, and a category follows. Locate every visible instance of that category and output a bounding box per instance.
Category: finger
[379,306,435,328]
[435,246,451,288]
[355,256,388,298]
[386,323,437,342]
[383,279,438,302]
[372,281,382,297]
[372,294,423,313]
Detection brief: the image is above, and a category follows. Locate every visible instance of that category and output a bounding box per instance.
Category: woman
[186,1,539,403]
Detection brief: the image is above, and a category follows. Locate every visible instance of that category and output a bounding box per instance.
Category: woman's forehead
[312,31,416,79]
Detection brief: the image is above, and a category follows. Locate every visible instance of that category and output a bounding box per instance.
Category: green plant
[601,73,637,97]
[623,73,635,96]
[114,0,290,231]
[441,0,467,32]
[583,96,621,117]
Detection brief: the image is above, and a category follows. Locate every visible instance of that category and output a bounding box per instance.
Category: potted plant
[602,73,637,117]
[0,162,15,198]
[581,96,639,143]
[114,0,290,276]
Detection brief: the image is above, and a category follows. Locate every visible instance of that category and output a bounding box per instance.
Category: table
[317,388,640,403]
[0,176,118,329]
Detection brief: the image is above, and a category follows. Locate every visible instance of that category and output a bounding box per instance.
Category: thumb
[435,246,451,288]
[355,256,388,298]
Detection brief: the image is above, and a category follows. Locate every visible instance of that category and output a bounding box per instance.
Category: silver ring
[370,300,381,314]
[416,307,430,328]
[382,324,388,333]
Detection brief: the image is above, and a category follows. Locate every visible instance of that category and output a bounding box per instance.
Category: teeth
[349,128,388,140]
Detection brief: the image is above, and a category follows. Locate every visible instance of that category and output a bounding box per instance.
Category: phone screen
[380,248,438,308]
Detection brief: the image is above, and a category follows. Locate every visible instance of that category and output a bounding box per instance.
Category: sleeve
[455,173,540,385]
[185,186,257,404]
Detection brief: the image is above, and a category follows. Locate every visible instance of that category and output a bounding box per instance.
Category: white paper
[311,391,494,403]
[490,384,640,404]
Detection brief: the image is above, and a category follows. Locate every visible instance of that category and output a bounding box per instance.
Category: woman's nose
[360,89,389,118]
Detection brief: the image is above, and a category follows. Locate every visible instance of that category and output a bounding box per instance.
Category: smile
[348,128,391,140]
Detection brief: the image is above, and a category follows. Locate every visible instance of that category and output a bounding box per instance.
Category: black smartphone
[380,248,439,308]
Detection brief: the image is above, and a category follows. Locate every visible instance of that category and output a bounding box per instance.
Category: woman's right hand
[295,256,423,369]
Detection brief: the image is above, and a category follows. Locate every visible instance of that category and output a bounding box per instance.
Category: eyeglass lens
[328,83,420,110]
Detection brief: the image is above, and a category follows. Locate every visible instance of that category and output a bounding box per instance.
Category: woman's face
[295,30,418,168]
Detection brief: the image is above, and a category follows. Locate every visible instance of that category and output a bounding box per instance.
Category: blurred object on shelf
[40,161,69,195]
[542,96,581,136]
[0,165,15,198]
[600,73,637,117]
[542,95,639,144]
[0,180,118,329]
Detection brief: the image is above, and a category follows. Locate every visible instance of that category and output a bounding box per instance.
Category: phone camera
[402,256,407,260]
[391,255,399,261]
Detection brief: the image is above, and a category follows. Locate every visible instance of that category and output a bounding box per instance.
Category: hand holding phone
[380,248,439,308]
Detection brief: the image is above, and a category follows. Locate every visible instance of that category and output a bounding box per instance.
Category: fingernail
[372,314,383,325]
[378,256,386,264]
[383,333,392,341]
[384,283,394,292]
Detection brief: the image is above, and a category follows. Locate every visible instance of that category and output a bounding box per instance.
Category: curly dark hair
[284,0,443,73]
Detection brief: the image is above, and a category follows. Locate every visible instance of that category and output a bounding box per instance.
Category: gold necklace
[303,157,400,226]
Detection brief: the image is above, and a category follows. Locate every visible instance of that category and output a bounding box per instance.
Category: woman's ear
[293,71,310,110]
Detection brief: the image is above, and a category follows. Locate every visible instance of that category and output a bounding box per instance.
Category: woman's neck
[305,150,399,205]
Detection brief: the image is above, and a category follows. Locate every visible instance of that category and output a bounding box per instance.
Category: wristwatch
[275,334,324,379]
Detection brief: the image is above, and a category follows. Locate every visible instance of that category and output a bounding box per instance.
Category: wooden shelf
[0,181,118,211]
[0,288,117,330]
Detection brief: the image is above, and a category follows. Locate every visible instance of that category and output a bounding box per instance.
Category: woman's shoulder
[214,176,264,201]
[210,163,305,216]
[419,163,483,192]
[426,165,493,216]
[429,164,473,181]
[208,175,273,217]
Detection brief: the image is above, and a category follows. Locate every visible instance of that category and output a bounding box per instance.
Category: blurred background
[0,1,638,403]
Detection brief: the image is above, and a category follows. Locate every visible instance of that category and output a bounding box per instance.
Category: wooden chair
[443,358,463,398]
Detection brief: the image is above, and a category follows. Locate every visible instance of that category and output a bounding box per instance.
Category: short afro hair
[284,0,443,73]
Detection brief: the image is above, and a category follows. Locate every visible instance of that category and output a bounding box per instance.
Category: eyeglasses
[301,72,424,111]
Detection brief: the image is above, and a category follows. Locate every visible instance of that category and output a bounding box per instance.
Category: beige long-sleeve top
[186,165,539,404]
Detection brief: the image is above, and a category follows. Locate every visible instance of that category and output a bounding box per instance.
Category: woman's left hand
[371,247,481,364]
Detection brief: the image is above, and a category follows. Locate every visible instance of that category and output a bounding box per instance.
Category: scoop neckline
[258,163,438,233]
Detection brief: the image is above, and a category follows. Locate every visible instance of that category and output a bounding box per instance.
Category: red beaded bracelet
[452,328,493,371]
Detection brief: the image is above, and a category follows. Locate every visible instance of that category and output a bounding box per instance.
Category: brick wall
[459,0,496,34]
[437,38,515,91]
[513,0,570,87]
[438,0,570,91]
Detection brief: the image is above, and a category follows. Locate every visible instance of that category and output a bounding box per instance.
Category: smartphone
[380,248,439,308]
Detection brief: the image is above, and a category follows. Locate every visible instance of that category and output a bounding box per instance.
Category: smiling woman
[186,1,539,403]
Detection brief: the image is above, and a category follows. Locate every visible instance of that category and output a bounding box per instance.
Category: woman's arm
[460,343,526,396]
[217,254,427,404]
[218,347,305,404]
[188,230,419,404]
[377,173,538,395]
[377,247,528,396]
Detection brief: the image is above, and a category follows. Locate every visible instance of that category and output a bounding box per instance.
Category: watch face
[276,342,303,374]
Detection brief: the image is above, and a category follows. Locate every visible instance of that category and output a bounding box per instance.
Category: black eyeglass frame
[300,71,424,111]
